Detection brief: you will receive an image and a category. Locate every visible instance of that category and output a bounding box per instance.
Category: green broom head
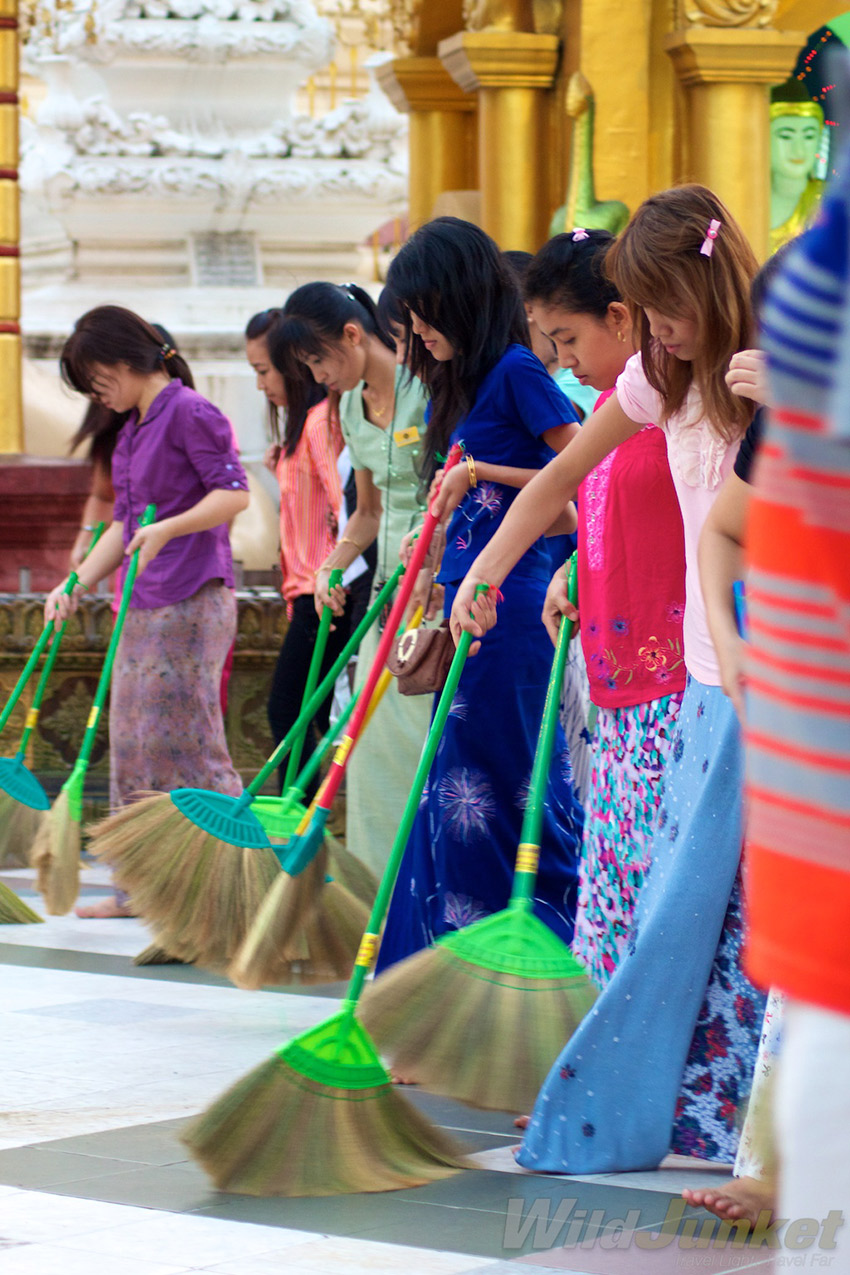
[0,756,49,811]
[169,788,271,851]
[87,794,281,969]
[31,787,82,915]
[275,806,329,876]
[250,794,308,870]
[182,1006,464,1196]
[0,793,44,868]
[0,878,43,924]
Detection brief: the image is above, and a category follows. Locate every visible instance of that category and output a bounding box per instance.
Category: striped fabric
[275,400,343,606]
[745,168,850,1015]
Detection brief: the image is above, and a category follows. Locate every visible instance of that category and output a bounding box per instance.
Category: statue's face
[770,115,822,183]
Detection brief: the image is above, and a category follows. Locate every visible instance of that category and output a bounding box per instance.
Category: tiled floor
[1,863,775,1275]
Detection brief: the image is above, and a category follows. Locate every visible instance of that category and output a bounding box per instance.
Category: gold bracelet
[465,453,477,489]
[339,535,364,553]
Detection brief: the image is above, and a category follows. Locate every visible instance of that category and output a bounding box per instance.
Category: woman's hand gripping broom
[32,509,156,915]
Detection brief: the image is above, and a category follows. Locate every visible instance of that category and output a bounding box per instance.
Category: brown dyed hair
[61,305,194,398]
[605,184,758,442]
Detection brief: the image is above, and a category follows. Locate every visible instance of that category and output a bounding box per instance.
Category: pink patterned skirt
[109,581,242,808]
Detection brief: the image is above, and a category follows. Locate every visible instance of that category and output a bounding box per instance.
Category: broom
[360,555,598,1113]
[0,879,42,924]
[231,610,424,989]
[86,566,404,965]
[0,528,108,868]
[33,505,156,915]
[181,595,482,1197]
[272,442,464,881]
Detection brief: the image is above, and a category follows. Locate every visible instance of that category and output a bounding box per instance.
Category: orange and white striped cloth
[275,400,343,609]
[745,169,850,1017]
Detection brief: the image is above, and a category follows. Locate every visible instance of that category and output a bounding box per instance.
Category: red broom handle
[312,441,463,815]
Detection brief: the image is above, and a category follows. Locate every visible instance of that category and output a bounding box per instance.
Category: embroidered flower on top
[638,636,667,672]
[471,481,504,515]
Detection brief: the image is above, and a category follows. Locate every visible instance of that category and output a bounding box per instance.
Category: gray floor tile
[38,1124,191,1168]
[0,1146,146,1189]
[46,1163,219,1211]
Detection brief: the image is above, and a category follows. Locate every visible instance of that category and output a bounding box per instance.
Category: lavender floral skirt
[110,581,242,808]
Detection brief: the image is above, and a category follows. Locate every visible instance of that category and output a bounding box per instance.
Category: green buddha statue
[769,93,825,256]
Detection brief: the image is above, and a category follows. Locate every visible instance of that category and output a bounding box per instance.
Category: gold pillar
[375,57,477,231]
[0,0,21,454]
[665,26,805,260]
[439,30,559,251]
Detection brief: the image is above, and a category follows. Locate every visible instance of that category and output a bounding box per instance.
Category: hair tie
[339,282,358,303]
[700,219,721,257]
[571,228,589,241]
[160,343,177,361]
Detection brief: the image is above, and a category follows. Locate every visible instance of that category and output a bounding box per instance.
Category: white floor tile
[0,1192,153,1243]
[0,1244,192,1275]
[207,1237,490,1274]
[54,1212,315,1267]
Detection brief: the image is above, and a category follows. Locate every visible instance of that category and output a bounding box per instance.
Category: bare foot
[391,1073,419,1085]
[514,1114,530,1129]
[682,1176,775,1227]
[75,896,136,919]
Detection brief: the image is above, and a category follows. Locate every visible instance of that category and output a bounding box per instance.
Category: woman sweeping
[375,216,584,976]
[45,305,249,918]
[452,187,766,1172]
[277,281,432,877]
[245,307,364,798]
[523,229,687,989]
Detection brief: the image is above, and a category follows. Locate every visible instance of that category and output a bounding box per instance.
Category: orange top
[276,400,343,606]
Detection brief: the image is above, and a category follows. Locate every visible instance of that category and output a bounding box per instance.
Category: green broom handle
[234,563,404,808]
[511,553,578,910]
[277,602,419,812]
[301,441,465,821]
[16,523,107,756]
[63,505,157,816]
[0,567,89,737]
[283,569,342,790]
[343,583,488,1012]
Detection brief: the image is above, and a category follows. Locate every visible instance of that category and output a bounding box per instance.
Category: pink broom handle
[312,441,463,814]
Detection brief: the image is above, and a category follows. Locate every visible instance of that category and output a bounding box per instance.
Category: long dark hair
[279,281,395,363]
[61,306,194,398]
[387,217,529,484]
[524,230,620,316]
[245,308,327,457]
[67,322,184,468]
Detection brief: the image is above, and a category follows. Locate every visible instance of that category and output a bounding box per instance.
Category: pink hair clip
[572,228,589,241]
[700,219,721,257]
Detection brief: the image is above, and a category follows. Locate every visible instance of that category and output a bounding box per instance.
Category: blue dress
[376,345,584,973]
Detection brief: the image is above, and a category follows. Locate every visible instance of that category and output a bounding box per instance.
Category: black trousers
[267,593,354,799]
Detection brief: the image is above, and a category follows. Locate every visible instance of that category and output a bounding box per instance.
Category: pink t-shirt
[616,354,740,686]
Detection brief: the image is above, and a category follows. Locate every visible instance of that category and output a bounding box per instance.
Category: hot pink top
[578,387,687,709]
[616,354,740,686]
[276,400,343,607]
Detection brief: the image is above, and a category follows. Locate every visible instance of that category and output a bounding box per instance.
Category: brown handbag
[386,619,455,696]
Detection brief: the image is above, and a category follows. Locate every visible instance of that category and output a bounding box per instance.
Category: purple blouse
[111,379,248,609]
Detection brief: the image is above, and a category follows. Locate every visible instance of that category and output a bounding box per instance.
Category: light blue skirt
[517,675,766,1173]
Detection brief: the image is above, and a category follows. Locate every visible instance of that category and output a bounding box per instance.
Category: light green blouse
[339,365,429,581]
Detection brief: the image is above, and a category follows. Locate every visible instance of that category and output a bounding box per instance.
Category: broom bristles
[87,795,281,971]
[182,1052,464,1197]
[361,943,597,1112]
[230,849,369,988]
[0,795,44,869]
[31,789,81,915]
[0,878,43,924]
[133,941,192,966]
[325,833,378,907]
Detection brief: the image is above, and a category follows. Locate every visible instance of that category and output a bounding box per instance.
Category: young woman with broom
[451,186,766,1172]
[245,307,372,799]
[522,230,687,990]
[373,216,584,978]
[277,281,432,878]
[45,305,250,918]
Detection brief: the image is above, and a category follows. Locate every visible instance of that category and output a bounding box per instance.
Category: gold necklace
[364,383,394,423]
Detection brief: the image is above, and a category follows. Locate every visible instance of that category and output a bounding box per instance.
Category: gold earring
[617,329,626,343]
